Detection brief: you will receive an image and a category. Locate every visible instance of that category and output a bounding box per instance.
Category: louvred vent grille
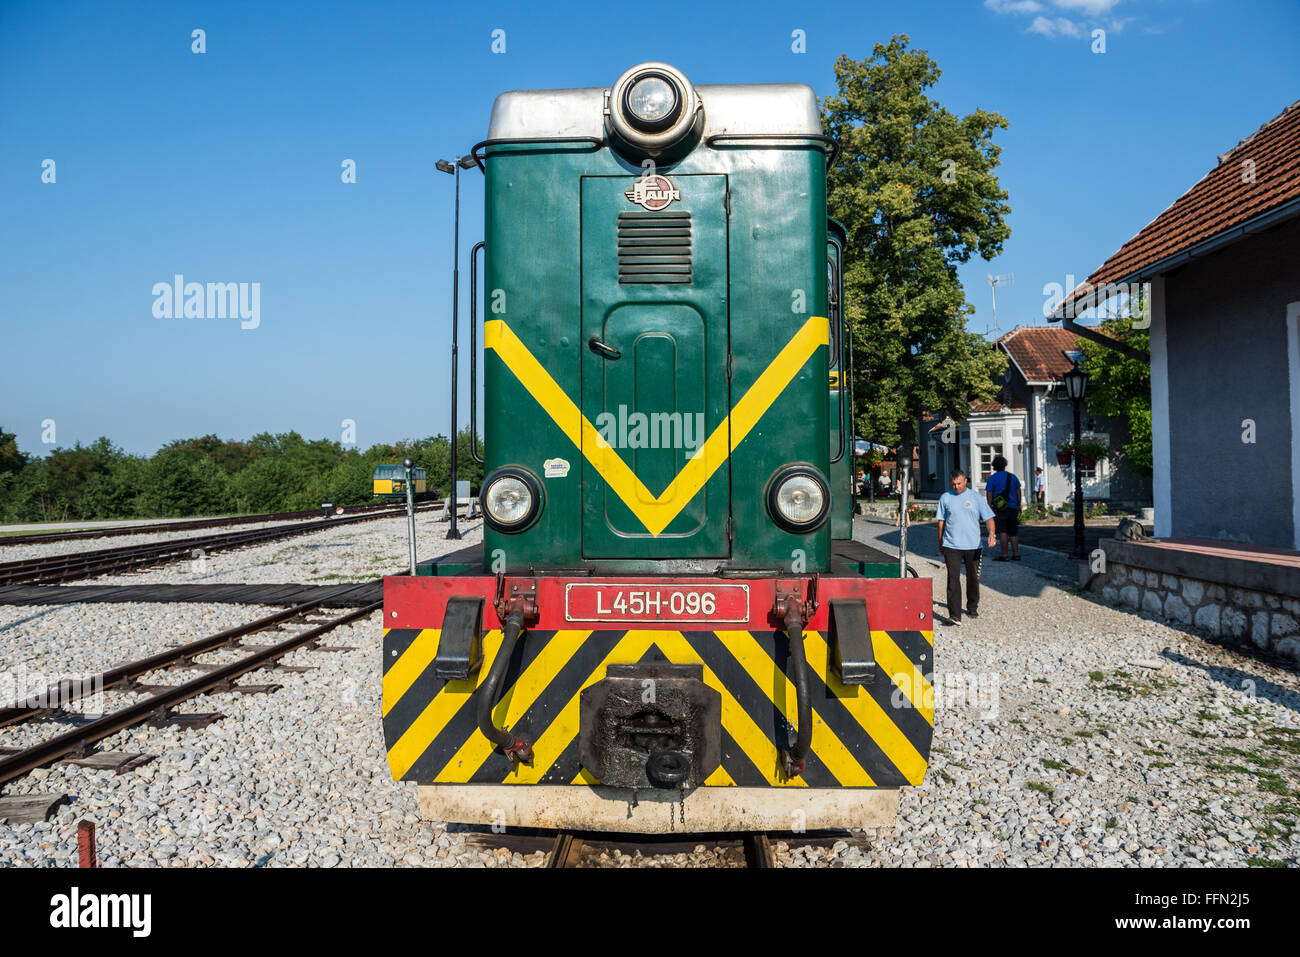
[617,210,692,284]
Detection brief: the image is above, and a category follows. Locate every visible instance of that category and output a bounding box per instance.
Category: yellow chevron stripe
[722,630,875,786]
[386,631,507,781]
[484,315,828,535]
[433,631,593,783]
[382,628,440,718]
[871,630,935,726]
[802,631,929,785]
[511,631,658,783]
[650,631,804,787]
[704,765,736,786]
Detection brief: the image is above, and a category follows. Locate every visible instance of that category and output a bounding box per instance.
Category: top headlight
[607,62,700,154]
[624,74,680,132]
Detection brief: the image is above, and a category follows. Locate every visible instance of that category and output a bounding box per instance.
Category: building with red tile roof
[1050,98,1300,550]
[917,326,1150,508]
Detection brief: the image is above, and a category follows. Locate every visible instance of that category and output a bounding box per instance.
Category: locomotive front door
[580,173,731,560]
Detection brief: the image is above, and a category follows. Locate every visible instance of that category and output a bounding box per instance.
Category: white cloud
[984,0,1044,13]
[1050,0,1123,14]
[1027,15,1084,37]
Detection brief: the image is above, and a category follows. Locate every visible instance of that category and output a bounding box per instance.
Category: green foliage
[1077,316,1152,474]
[821,36,1011,449]
[0,425,484,524]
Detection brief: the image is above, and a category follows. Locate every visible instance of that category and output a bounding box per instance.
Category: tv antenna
[987,273,1014,338]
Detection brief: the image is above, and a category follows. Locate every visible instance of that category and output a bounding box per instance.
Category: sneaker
[967,609,979,618]
[993,556,1010,562]
[944,616,962,626]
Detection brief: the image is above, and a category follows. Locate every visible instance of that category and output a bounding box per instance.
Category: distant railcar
[372,464,426,501]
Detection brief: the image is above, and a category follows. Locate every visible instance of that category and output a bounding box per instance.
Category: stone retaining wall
[1090,550,1300,662]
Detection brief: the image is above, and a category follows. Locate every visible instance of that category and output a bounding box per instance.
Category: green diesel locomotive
[382,62,932,833]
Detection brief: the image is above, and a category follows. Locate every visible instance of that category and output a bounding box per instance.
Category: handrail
[704,133,840,169]
[468,136,605,171]
[469,241,485,465]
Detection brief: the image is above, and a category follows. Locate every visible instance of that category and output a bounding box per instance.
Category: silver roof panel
[485,82,822,140]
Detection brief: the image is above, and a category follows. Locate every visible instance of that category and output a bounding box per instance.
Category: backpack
[990,471,1019,510]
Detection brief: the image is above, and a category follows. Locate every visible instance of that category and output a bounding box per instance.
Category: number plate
[564,583,750,624]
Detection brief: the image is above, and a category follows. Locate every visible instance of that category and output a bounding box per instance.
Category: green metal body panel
[580,174,730,559]
[482,141,828,573]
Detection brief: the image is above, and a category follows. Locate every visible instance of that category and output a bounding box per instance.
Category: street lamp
[1064,361,1090,559]
[436,154,477,541]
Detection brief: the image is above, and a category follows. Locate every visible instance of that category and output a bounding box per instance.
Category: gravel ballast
[1,515,1296,867]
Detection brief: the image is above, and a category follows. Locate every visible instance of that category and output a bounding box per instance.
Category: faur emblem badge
[624,175,681,211]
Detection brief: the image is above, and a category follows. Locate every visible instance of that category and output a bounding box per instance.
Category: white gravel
[772,520,1300,868]
[72,512,483,586]
[2,514,1296,867]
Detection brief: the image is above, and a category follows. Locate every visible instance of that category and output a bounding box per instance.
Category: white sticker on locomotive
[543,457,570,478]
[564,582,750,623]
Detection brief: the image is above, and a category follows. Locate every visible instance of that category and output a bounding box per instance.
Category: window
[978,444,1003,486]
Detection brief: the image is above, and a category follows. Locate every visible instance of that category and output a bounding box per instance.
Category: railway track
[0,504,436,586]
[546,830,778,868]
[0,583,382,796]
[0,502,414,547]
[463,827,864,868]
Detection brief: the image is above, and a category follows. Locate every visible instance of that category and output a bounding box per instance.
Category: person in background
[878,471,892,497]
[936,468,996,625]
[1034,467,1045,504]
[985,454,1022,561]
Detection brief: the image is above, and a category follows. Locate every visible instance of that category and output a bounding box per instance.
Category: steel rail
[0,502,406,547]
[0,599,382,786]
[0,582,373,728]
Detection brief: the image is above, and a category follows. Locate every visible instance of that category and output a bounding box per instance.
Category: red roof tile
[968,399,1027,413]
[1060,99,1300,310]
[998,326,1084,383]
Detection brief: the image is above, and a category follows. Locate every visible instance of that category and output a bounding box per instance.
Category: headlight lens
[482,469,542,532]
[777,476,824,524]
[768,467,830,531]
[486,477,531,524]
[628,76,677,125]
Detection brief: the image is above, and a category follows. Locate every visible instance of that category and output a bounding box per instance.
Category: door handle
[587,336,621,360]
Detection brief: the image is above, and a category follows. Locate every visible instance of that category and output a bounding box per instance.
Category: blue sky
[2,0,1296,456]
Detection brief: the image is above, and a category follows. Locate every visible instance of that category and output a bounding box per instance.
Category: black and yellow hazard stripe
[382,627,933,788]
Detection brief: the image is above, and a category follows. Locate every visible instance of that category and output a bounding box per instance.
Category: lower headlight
[482,468,542,532]
[768,467,830,532]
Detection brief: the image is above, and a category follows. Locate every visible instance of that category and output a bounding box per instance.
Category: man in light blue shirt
[936,468,996,625]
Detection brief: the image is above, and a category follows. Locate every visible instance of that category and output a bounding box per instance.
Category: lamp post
[1064,361,1090,559]
[402,457,417,575]
[436,155,477,541]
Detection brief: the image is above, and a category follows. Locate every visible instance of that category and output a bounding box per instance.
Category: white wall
[1149,275,1172,537]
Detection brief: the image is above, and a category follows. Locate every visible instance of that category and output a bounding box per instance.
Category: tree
[0,426,28,476]
[821,37,1011,453]
[1078,318,1152,474]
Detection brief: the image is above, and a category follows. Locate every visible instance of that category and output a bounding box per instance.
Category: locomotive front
[381,63,934,832]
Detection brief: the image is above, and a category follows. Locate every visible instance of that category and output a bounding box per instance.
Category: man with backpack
[985,455,1022,561]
